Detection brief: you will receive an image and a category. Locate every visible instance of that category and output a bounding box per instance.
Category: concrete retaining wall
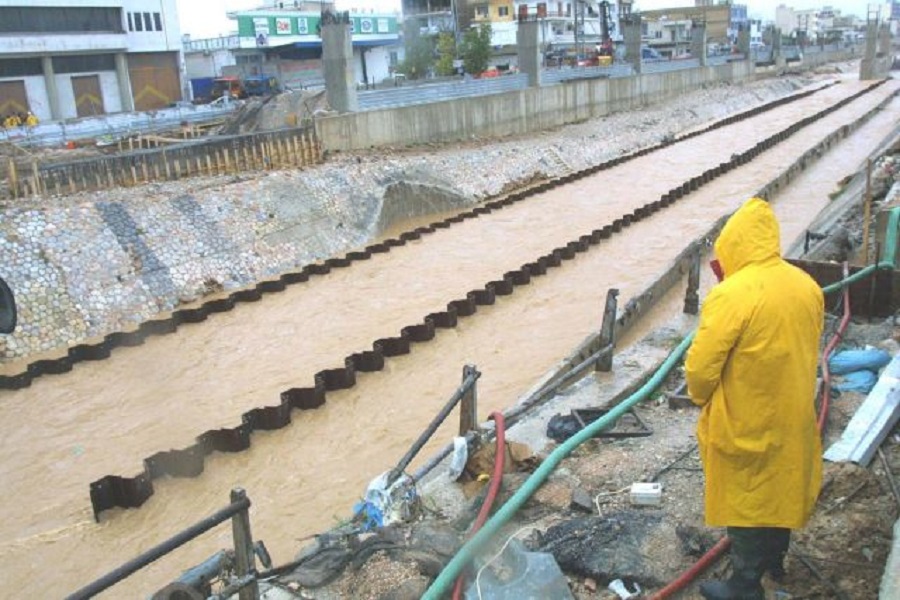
[316,61,755,151]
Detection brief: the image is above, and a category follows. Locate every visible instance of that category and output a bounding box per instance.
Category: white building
[183,35,240,79]
[227,4,402,88]
[0,0,183,122]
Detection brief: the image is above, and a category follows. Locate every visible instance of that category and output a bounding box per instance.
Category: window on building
[127,12,134,31]
[235,54,262,65]
[475,4,489,18]
[133,12,143,31]
[0,7,123,33]
[143,12,152,31]
[498,6,509,17]
[557,2,563,17]
[52,54,116,74]
[0,58,43,77]
[566,3,572,17]
[153,12,162,31]
[389,51,399,66]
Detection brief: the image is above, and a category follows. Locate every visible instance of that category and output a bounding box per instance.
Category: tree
[435,32,457,77]
[460,23,492,76]
[397,21,434,80]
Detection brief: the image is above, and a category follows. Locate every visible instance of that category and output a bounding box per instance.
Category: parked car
[641,47,663,61]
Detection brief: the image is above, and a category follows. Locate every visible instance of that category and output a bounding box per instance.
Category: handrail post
[459,364,478,436]
[596,288,619,372]
[684,248,701,315]
[230,488,258,600]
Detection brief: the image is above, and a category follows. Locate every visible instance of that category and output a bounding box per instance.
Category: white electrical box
[629,482,662,506]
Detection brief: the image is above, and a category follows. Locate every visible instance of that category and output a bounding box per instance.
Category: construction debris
[217,89,333,135]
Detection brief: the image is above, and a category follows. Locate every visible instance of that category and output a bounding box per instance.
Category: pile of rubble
[217,89,334,135]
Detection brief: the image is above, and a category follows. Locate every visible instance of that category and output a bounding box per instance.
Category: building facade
[183,35,239,80]
[227,4,401,88]
[0,0,183,121]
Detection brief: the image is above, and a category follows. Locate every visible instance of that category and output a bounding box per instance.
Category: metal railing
[358,74,529,110]
[66,488,258,600]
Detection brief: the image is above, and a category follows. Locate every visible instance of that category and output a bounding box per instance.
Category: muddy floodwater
[1,78,897,597]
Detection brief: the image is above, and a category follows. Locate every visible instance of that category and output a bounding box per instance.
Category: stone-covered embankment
[0,72,842,364]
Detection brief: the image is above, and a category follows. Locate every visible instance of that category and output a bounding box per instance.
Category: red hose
[651,537,731,598]
[818,264,851,433]
[652,264,851,599]
[451,412,507,600]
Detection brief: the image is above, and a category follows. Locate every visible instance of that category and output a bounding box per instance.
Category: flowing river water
[1,76,898,597]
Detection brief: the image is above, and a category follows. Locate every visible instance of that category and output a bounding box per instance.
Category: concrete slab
[824,353,900,467]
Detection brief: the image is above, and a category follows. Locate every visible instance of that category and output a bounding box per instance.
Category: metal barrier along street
[66,488,258,600]
[358,74,529,110]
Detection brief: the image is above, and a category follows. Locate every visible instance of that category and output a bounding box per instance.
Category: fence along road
[355,44,849,112]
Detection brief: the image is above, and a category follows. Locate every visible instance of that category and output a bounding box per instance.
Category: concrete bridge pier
[623,15,642,75]
[859,19,892,80]
[691,24,707,66]
[321,11,358,113]
[773,28,785,70]
[517,19,542,88]
[737,25,750,58]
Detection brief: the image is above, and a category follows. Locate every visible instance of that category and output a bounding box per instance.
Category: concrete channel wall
[315,61,755,151]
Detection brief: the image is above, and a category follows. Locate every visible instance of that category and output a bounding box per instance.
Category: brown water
[1,77,897,597]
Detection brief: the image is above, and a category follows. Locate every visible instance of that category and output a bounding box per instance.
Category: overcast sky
[176,0,871,40]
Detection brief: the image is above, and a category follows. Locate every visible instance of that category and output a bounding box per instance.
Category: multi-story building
[729,3,748,43]
[403,0,629,56]
[225,1,402,88]
[183,35,240,80]
[639,4,731,52]
[0,0,183,121]
[402,0,456,35]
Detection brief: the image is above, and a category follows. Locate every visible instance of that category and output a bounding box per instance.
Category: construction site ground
[251,77,900,600]
[2,61,898,599]
[263,308,900,600]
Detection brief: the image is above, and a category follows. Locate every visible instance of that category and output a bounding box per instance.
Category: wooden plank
[8,158,18,199]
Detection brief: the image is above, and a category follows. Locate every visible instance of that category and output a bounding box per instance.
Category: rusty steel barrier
[6,126,321,199]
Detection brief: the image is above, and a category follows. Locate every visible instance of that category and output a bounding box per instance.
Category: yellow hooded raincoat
[685,198,824,529]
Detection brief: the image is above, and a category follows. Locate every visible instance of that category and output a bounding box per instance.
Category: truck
[243,75,281,97]
[210,77,246,101]
[208,75,281,102]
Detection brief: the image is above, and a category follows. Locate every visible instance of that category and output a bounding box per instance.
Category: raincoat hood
[714,197,780,278]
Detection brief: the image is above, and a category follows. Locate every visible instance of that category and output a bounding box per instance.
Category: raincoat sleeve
[685,285,747,406]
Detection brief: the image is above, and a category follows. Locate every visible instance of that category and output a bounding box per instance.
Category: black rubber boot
[764,528,790,582]
[699,528,766,600]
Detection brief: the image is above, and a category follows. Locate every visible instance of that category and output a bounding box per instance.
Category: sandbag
[828,348,891,375]
[834,370,879,394]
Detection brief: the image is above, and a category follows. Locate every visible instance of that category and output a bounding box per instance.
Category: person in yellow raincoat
[685,197,823,600]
